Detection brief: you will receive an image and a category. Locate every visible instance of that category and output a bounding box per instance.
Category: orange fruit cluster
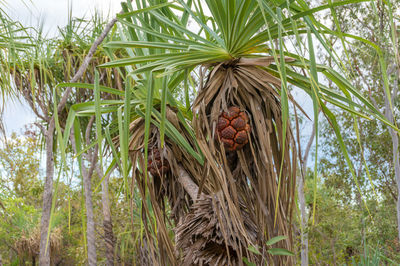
[217,106,250,151]
[148,148,170,177]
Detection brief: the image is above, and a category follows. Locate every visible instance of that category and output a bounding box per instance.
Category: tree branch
[177,164,203,201]
[56,17,118,115]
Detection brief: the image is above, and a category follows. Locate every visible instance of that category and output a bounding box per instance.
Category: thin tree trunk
[390,122,400,242]
[83,160,98,266]
[38,17,118,265]
[384,66,400,241]
[84,117,98,266]
[297,174,308,266]
[70,126,98,266]
[96,165,116,266]
[39,126,55,266]
[297,124,316,266]
[390,128,400,241]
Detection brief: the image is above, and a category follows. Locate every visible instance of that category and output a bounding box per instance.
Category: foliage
[0,128,42,206]
[302,0,400,263]
[307,112,400,263]
[0,130,64,264]
[351,244,396,265]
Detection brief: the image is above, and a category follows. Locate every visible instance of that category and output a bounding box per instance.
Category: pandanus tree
[0,14,123,264]
[62,0,398,265]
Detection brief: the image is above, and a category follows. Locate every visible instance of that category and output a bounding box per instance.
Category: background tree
[308,111,400,263]
[1,12,122,264]
[330,0,400,241]
[0,129,66,264]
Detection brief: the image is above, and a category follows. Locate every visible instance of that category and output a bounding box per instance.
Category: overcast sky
[3,0,122,135]
[7,0,121,33]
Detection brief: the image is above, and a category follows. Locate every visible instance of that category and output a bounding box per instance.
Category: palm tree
[78,0,397,265]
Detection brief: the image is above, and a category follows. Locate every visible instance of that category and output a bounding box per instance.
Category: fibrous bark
[191,58,298,265]
[124,109,205,265]
[174,164,258,265]
[175,194,259,266]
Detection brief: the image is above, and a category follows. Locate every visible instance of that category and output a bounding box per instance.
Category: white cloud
[7,0,122,36]
[9,0,121,23]
[3,97,36,135]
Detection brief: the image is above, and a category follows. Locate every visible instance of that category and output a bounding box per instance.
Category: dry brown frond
[175,192,259,266]
[116,106,205,265]
[189,57,297,265]
[14,226,62,262]
[119,55,298,264]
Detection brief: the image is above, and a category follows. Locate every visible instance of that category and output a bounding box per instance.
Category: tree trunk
[297,118,317,266]
[297,175,309,266]
[39,126,55,265]
[37,16,118,265]
[330,239,337,266]
[96,165,115,266]
[392,128,400,242]
[389,117,400,242]
[70,125,98,265]
[384,67,400,242]
[83,163,97,266]
[177,164,201,200]
[389,119,400,242]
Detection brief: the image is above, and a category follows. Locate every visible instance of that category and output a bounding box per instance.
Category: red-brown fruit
[148,148,170,177]
[222,106,240,120]
[221,126,236,139]
[217,116,230,131]
[231,117,246,130]
[217,106,251,151]
[234,131,248,144]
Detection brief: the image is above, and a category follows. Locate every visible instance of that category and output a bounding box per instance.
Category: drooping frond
[188,57,297,264]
